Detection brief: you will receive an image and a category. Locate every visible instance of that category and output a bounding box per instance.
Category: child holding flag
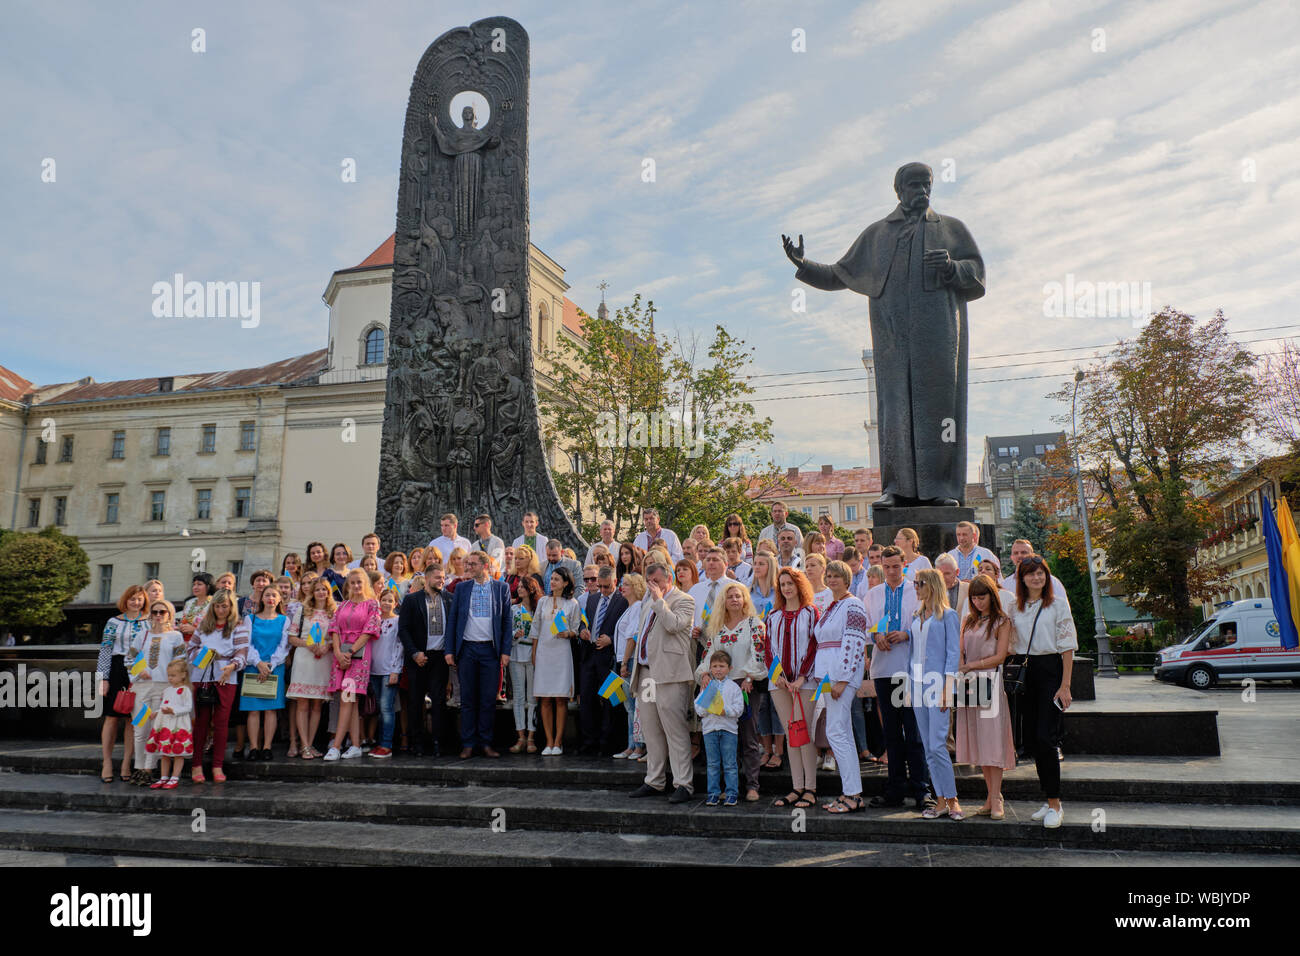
[695,580,767,801]
[146,658,194,789]
[695,650,745,805]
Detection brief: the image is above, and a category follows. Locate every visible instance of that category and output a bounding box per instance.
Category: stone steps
[5,807,1291,868]
[1,771,1297,855]
[3,747,1297,806]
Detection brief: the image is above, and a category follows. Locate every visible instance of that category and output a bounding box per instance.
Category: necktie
[638,608,656,665]
[594,594,609,637]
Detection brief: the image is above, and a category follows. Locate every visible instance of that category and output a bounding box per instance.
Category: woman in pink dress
[955,574,1015,819]
[324,569,380,761]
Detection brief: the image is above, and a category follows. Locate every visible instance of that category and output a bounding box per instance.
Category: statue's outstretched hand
[782,233,805,268]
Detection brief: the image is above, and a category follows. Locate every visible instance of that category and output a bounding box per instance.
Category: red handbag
[113,688,136,716]
[786,692,810,748]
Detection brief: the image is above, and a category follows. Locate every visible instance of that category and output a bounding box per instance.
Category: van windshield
[1186,618,1218,646]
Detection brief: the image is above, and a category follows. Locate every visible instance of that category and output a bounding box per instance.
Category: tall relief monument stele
[375,16,584,554]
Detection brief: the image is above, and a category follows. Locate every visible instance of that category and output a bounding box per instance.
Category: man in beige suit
[629,560,697,803]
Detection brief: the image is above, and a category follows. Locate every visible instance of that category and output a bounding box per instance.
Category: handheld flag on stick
[762,599,773,620]
[581,606,590,629]
[599,671,628,707]
[701,601,712,623]
[767,654,784,683]
[307,622,324,646]
[520,609,533,624]
[551,611,568,636]
[869,618,884,634]
[128,654,148,679]
[132,703,153,727]
[192,645,216,669]
[812,674,832,704]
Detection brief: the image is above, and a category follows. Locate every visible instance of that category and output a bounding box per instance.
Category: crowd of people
[95,502,1076,827]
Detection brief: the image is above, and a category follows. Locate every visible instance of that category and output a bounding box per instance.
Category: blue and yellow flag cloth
[192,645,216,669]
[581,606,590,629]
[767,655,784,683]
[694,680,725,715]
[128,654,148,679]
[701,601,712,623]
[307,622,324,646]
[551,611,568,636]
[132,703,153,727]
[811,674,832,704]
[599,671,628,707]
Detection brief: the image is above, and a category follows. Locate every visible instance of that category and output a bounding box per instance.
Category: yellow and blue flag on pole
[599,672,628,707]
[551,610,568,636]
[694,680,726,715]
[192,645,216,669]
[128,654,148,679]
[132,703,153,727]
[1264,496,1300,649]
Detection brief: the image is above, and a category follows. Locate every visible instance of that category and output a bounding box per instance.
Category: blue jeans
[457,641,499,749]
[703,729,739,801]
[369,674,400,748]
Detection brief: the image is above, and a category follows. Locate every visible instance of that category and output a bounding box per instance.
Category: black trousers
[874,677,930,800]
[406,653,449,752]
[1022,654,1064,800]
[578,643,616,752]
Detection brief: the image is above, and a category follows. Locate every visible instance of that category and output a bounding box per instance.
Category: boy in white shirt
[695,649,744,807]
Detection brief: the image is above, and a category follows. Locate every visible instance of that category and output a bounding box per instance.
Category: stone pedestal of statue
[871,504,995,562]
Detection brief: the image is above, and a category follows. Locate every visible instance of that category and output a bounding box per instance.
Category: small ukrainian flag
[812,674,833,704]
[132,703,153,727]
[551,611,568,636]
[598,671,628,707]
[869,618,884,634]
[581,606,589,628]
[520,609,533,624]
[192,645,216,669]
[694,680,725,715]
[701,601,712,622]
[128,654,148,679]
[767,654,784,683]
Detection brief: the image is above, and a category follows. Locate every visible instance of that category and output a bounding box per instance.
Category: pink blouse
[328,599,380,650]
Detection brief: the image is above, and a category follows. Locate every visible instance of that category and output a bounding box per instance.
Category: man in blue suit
[445,551,513,758]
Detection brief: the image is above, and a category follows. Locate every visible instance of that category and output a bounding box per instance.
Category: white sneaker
[541,746,554,755]
[323,747,341,761]
[1043,807,1064,829]
[341,746,363,759]
[824,755,837,772]
[552,746,563,756]
[1031,803,1051,821]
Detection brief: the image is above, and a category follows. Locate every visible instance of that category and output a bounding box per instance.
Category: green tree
[1045,524,1099,654]
[1009,495,1050,555]
[0,527,90,630]
[538,295,783,541]
[1050,308,1257,635]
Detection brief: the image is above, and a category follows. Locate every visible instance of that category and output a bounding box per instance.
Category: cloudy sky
[3,0,1297,479]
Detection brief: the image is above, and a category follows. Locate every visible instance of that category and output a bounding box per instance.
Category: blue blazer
[908,607,961,698]
[445,577,513,660]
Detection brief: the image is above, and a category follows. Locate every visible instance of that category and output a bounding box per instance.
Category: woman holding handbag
[955,574,1015,819]
[1009,556,1076,829]
[288,577,335,759]
[97,585,150,783]
[766,567,819,809]
[127,601,187,786]
[189,590,248,783]
[240,586,291,760]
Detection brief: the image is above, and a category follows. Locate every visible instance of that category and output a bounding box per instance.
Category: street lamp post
[1073,370,1118,678]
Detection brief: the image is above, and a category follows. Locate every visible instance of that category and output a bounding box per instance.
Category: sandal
[526,739,538,754]
[793,790,817,809]
[212,769,227,783]
[287,746,299,759]
[302,747,317,760]
[773,790,802,808]
[764,753,783,770]
[825,794,864,814]
[191,768,205,783]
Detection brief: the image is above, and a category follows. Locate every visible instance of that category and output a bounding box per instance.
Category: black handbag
[195,656,219,707]
[1002,605,1044,697]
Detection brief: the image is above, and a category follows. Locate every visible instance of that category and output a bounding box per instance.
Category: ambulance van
[1154,598,1300,689]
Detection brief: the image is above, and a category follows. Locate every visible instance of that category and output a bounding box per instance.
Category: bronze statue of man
[783,162,985,507]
